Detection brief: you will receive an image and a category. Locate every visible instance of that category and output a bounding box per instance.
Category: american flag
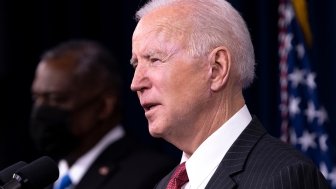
[278,0,336,187]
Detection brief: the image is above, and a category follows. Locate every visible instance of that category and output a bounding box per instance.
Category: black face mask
[29,105,80,160]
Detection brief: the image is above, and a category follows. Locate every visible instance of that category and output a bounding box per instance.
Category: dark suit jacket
[49,136,177,189]
[155,117,329,189]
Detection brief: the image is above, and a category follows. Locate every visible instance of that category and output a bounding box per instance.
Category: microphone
[0,162,27,185]
[0,156,59,189]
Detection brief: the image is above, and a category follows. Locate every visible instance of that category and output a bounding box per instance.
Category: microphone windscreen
[15,156,59,189]
[0,161,27,185]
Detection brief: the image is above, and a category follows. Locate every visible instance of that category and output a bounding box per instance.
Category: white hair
[136,0,255,88]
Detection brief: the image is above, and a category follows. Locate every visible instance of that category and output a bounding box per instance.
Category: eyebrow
[129,50,159,67]
[130,44,180,67]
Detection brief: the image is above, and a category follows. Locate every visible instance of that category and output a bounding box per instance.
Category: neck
[180,89,245,157]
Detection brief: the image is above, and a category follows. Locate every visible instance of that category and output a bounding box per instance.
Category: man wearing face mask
[29,40,177,189]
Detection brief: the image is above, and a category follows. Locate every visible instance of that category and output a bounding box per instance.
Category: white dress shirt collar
[56,125,125,187]
[181,105,252,189]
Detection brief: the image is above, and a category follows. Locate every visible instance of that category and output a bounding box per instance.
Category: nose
[130,63,150,93]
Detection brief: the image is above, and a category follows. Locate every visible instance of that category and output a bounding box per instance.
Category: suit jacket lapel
[75,164,118,189]
[205,116,266,189]
[154,169,174,189]
[75,137,132,189]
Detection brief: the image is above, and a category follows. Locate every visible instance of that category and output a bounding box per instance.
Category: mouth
[142,103,158,112]
[142,104,156,112]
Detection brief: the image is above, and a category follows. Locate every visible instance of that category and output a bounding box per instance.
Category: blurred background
[0,0,335,186]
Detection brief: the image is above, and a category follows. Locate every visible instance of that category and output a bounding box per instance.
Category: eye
[150,57,160,63]
[49,94,69,105]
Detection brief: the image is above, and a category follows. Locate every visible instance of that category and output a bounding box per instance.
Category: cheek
[169,65,209,96]
[163,66,210,115]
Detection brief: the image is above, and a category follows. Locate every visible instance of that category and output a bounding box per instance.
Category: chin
[148,124,165,138]
[148,129,162,138]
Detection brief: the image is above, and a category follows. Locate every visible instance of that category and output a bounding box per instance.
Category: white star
[317,107,328,125]
[289,96,301,117]
[289,68,305,87]
[296,44,305,59]
[305,101,316,123]
[284,33,293,54]
[328,167,336,187]
[297,130,316,151]
[319,134,328,152]
[305,72,316,89]
[284,4,294,25]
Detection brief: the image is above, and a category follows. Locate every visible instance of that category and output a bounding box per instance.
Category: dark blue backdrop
[0,0,335,171]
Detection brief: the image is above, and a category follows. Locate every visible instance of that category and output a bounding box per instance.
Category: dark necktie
[55,174,72,189]
[166,162,189,189]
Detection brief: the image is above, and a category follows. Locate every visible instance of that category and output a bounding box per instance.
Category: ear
[208,46,231,91]
[98,94,116,120]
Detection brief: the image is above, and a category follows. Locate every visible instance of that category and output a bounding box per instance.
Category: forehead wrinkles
[133,20,187,56]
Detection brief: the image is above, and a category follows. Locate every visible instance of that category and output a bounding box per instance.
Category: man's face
[31,59,100,137]
[130,9,212,142]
